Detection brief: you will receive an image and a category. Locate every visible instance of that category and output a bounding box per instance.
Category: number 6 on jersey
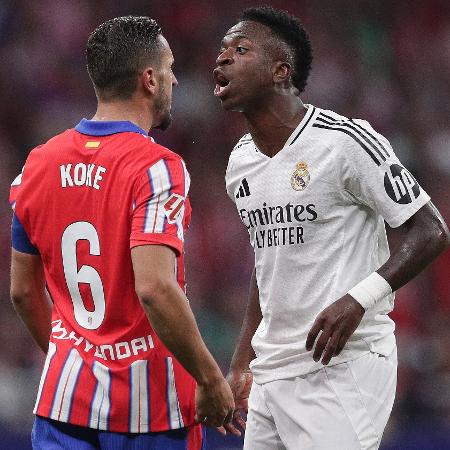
[61,221,105,329]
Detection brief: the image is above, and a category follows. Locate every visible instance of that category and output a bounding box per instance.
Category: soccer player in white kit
[213,6,450,449]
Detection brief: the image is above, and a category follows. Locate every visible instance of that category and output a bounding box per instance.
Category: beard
[153,84,172,131]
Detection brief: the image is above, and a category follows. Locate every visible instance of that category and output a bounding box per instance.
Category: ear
[141,67,157,96]
[272,61,292,85]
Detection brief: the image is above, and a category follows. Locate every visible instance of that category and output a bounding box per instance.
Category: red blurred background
[0,1,449,448]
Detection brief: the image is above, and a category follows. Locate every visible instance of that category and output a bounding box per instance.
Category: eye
[218,48,226,56]
[236,46,247,54]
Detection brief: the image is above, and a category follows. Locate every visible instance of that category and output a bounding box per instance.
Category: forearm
[12,289,52,353]
[230,268,261,372]
[378,202,449,292]
[140,281,223,385]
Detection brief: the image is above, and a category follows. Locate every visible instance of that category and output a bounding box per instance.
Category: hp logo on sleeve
[384,164,420,204]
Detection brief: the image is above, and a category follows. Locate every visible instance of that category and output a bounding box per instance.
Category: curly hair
[241,6,313,93]
[87,16,162,100]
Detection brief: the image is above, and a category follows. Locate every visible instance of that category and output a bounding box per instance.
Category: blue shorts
[32,416,206,450]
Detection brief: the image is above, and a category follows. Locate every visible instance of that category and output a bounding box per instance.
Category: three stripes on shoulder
[312,113,391,166]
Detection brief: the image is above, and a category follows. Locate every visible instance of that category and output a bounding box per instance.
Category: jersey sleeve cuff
[11,213,39,255]
[130,233,183,256]
[384,194,431,228]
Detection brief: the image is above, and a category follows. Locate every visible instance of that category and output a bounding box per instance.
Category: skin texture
[11,32,235,430]
[131,245,234,427]
[10,249,52,353]
[214,21,306,157]
[225,269,259,437]
[215,20,450,435]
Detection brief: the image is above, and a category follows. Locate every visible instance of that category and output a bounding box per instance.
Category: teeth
[214,84,228,96]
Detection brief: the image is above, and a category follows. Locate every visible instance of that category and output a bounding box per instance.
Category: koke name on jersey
[60,163,107,190]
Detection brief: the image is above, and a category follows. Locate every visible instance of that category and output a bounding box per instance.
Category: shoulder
[311,108,392,166]
[132,138,189,189]
[37,128,77,150]
[232,133,253,153]
[227,133,253,170]
[135,136,186,165]
[312,107,384,138]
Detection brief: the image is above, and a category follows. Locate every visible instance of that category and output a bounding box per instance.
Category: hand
[195,376,235,428]
[306,294,365,365]
[220,369,253,437]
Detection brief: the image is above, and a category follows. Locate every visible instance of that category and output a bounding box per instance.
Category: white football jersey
[225,105,430,384]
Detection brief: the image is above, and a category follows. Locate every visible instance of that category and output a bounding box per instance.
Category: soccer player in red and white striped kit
[10,16,234,450]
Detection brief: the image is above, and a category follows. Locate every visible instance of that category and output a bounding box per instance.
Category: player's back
[13,120,195,433]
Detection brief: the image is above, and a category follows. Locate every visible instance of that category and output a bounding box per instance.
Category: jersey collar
[75,119,148,136]
[286,105,317,147]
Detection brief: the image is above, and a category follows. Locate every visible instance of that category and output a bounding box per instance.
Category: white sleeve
[225,154,236,203]
[341,119,430,228]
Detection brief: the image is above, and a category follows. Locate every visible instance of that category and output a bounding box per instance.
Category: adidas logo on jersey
[236,178,251,198]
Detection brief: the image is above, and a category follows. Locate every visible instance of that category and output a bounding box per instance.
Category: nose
[172,73,178,87]
[216,48,233,66]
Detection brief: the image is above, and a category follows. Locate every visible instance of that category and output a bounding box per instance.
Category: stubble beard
[154,84,172,131]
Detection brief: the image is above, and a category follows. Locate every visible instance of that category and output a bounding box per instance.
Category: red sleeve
[130,156,190,256]
[10,146,43,211]
[9,171,23,210]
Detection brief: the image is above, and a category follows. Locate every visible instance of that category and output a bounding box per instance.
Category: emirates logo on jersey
[163,193,185,223]
[291,162,310,191]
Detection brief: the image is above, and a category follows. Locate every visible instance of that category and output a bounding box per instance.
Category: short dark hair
[241,6,313,93]
[87,16,163,101]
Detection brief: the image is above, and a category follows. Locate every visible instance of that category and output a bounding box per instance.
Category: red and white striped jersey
[11,119,196,433]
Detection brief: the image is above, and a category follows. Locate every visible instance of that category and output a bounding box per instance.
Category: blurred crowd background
[0,0,449,448]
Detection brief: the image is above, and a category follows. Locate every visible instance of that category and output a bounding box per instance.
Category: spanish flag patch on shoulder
[85,141,101,148]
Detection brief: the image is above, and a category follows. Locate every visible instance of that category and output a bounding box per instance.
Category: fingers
[306,317,324,351]
[222,409,246,436]
[312,325,332,362]
[196,407,235,428]
[321,331,341,365]
[307,296,365,365]
[216,426,227,436]
[334,331,351,357]
[222,423,241,437]
[200,416,225,428]
[306,314,342,365]
[309,322,352,365]
[234,410,247,430]
[224,408,234,425]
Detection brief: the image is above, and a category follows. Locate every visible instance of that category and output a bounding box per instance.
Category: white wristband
[348,272,392,311]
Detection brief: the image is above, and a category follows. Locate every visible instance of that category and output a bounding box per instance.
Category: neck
[92,98,152,133]
[243,95,307,157]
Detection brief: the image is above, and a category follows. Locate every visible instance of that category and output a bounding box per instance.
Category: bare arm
[307,201,450,365]
[378,201,449,289]
[224,267,261,436]
[10,249,52,353]
[131,244,234,427]
[229,268,261,373]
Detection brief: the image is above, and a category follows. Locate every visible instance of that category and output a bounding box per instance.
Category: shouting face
[213,21,282,112]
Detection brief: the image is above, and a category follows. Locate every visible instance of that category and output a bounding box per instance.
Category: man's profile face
[153,35,177,130]
[213,21,275,112]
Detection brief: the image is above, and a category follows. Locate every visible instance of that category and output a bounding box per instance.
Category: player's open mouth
[213,71,230,98]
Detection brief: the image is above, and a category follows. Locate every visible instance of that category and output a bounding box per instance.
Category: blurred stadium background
[0,0,449,448]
